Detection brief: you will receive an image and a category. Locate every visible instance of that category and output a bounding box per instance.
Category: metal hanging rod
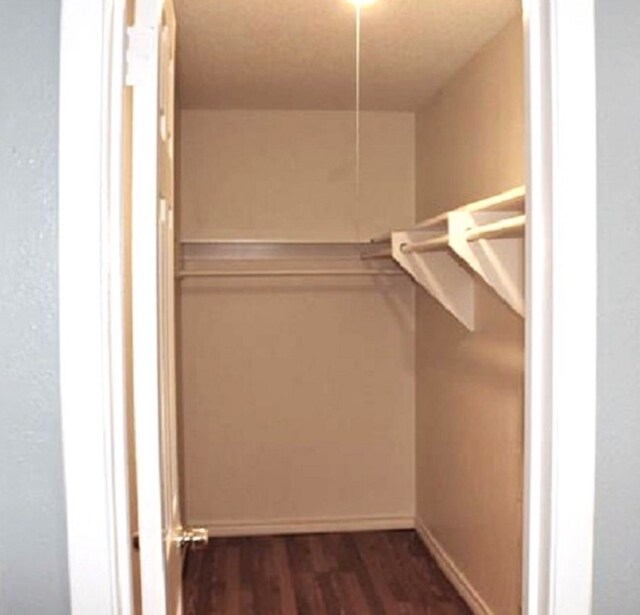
[464,214,526,242]
[415,186,526,231]
[399,214,526,255]
[368,186,526,244]
[177,269,404,279]
[400,234,449,255]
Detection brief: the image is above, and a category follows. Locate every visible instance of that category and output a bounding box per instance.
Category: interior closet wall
[180,110,415,241]
[414,17,524,615]
[178,109,416,533]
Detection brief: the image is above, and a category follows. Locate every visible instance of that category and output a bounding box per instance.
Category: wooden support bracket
[448,211,525,316]
[391,230,476,331]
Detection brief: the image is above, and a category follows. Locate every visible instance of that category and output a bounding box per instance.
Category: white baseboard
[415,517,494,615]
[194,514,415,538]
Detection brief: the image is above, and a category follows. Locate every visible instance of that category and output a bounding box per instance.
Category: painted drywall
[178,110,416,529]
[179,110,415,242]
[0,2,71,614]
[414,17,524,615]
[180,276,416,530]
[593,3,640,613]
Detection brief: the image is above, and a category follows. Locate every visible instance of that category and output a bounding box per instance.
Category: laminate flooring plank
[183,547,205,615]
[222,543,241,615]
[383,533,436,610]
[352,532,407,611]
[273,537,298,615]
[286,535,314,574]
[335,534,386,615]
[309,535,332,573]
[339,571,375,615]
[403,533,470,614]
[292,572,329,615]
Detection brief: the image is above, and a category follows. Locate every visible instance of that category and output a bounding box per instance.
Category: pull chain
[354,3,362,238]
[356,3,361,198]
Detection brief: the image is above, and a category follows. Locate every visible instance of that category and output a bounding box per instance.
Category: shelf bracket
[378,188,525,329]
[448,212,525,316]
[391,230,475,331]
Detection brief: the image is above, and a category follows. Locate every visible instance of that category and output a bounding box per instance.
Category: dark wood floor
[183,530,471,614]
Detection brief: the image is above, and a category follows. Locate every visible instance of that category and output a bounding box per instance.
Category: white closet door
[130,0,181,612]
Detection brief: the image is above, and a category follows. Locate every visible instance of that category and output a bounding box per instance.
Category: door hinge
[175,527,209,550]
[125,26,155,86]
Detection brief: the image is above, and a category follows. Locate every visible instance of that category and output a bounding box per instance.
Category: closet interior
[174,0,525,612]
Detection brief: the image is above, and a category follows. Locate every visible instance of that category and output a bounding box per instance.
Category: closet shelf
[177,269,404,279]
[180,239,369,245]
[365,187,526,330]
[368,186,525,245]
[400,213,526,255]
[412,186,525,232]
[180,240,392,262]
[178,240,406,280]
[360,245,393,260]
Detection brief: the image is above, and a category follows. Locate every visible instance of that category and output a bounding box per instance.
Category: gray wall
[594,1,640,613]
[0,1,70,613]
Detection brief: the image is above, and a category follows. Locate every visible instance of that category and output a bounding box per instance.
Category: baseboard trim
[194,514,415,538]
[415,517,494,615]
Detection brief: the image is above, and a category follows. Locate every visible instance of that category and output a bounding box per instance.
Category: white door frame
[523,1,597,613]
[59,1,134,614]
[58,0,597,613]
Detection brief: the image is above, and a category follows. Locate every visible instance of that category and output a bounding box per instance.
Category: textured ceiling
[175,0,520,111]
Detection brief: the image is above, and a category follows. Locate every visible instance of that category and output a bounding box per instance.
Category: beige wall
[180,277,415,529]
[178,110,416,531]
[179,110,415,241]
[416,19,524,214]
[415,17,525,615]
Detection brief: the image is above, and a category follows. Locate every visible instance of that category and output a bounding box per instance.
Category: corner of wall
[412,15,525,615]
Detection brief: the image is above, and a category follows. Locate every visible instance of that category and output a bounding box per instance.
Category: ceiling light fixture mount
[347,0,377,7]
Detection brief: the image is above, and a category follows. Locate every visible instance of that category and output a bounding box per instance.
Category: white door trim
[58,1,598,613]
[523,1,597,614]
[59,1,134,613]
